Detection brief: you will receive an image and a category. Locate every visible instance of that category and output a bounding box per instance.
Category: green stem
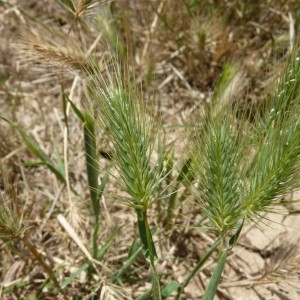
[83,120,100,258]
[175,237,221,300]
[92,215,99,257]
[136,208,161,300]
[202,250,228,300]
[150,262,162,300]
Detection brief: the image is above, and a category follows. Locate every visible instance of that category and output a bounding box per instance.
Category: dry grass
[1,0,300,299]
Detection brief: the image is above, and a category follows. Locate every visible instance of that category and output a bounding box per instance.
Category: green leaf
[17,131,65,181]
[83,115,99,212]
[21,161,48,167]
[150,263,162,300]
[68,97,85,123]
[97,169,110,201]
[161,281,181,298]
[127,236,139,257]
[68,96,102,212]
[58,0,76,13]
[0,116,65,182]
[61,261,89,289]
[177,158,193,183]
[54,149,66,180]
[112,243,142,280]
[96,229,119,260]
[202,251,228,300]
[61,229,118,289]
[136,288,152,300]
[228,219,244,249]
[68,97,103,212]
[136,209,158,263]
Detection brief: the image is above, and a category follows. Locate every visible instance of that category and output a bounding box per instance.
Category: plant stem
[175,237,221,300]
[150,262,162,300]
[136,288,152,300]
[83,118,100,259]
[136,208,162,300]
[202,250,228,300]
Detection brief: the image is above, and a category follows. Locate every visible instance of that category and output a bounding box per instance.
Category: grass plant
[83,61,164,299]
